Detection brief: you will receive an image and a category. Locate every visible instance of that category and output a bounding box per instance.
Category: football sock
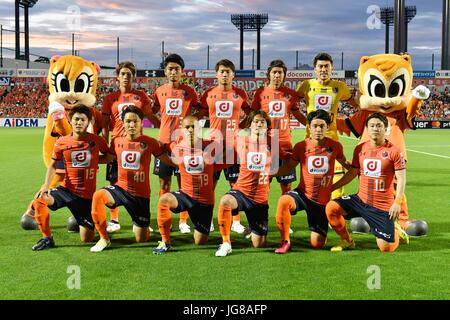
[326,201,351,242]
[280,183,292,195]
[232,212,241,222]
[179,211,189,225]
[109,207,119,223]
[91,190,110,240]
[378,230,399,252]
[157,203,172,244]
[310,236,326,249]
[33,197,51,238]
[218,204,232,244]
[276,195,295,242]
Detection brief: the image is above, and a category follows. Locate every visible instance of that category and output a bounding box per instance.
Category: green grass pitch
[0,128,449,300]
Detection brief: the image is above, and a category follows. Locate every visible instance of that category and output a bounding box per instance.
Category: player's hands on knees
[389,203,401,221]
[35,186,49,200]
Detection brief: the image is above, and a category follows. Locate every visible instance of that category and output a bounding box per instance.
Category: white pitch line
[339,135,450,159]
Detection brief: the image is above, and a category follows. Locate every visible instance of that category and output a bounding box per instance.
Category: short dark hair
[307,109,331,125]
[121,105,144,121]
[215,59,235,72]
[69,105,92,121]
[365,112,388,128]
[267,59,287,81]
[116,61,136,77]
[164,53,185,69]
[313,52,333,66]
[247,110,271,129]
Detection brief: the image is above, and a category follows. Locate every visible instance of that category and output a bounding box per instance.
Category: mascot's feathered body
[21,55,102,230]
[337,53,430,236]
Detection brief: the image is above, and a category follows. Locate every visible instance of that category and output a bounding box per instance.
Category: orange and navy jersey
[352,140,406,212]
[52,133,109,199]
[251,85,299,157]
[201,86,249,146]
[110,135,163,198]
[233,136,272,205]
[346,110,409,161]
[154,83,199,144]
[102,89,151,139]
[292,138,344,205]
[169,139,225,205]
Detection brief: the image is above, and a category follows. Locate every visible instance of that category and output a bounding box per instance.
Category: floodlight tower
[380,7,394,53]
[231,13,268,70]
[15,0,38,67]
[442,0,450,69]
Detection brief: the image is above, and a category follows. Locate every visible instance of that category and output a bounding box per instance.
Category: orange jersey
[233,136,272,205]
[110,135,163,198]
[251,85,299,158]
[102,89,151,139]
[292,138,344,205]
[154,83,199,144]
[352,140,406,212]
[52,133,109,199]
[201,86,249,146]
[169,139,225,205]
[345,110,410,161]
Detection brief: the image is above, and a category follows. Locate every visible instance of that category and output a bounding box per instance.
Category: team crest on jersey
[215,101,234,118]
[166,98,183,116]
[283,93,292,100]
[121,151,141,170]
[183,155,204,173]
[326,146,334,154]
[381,151,389,159]
[268,101,286,118]
[71,150,91,167]
[247,152,267,172]
[363,159,381,177]
[307,156,328,174]
[117,103,136,120]
[233,93,239,100]
[333,87,338,94]
[140,142,148,151]
[314,95,332,112]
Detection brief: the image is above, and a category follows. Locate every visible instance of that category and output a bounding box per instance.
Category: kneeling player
[153,116,227,254]
[274,109,349,253]
[215,110,273,257]
[31,105,109,250]
[90,106,172,252]
[326,113,407,252]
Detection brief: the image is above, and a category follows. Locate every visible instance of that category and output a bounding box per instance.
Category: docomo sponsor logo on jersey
[247,152,267,172]
[215,101,234,118]
[71,151,92,167]
[122,151,141,170]
[183,156,205,173]
[166,98,183,116]
[363,159,381,177]
[314,95,332,112]
[307,156,329,174]
[268,101,286,118]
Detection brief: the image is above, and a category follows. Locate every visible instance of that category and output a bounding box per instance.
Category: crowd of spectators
[1,81,449,121]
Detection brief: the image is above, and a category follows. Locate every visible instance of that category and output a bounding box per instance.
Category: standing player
[152,54,200,234]
[296,53,358,199]
[252,59,307,194]
[31,105,109,250]
[325,113,407,252]
[215,110,273,257]
[90,106,171,252]
[274,109,349,253]
[153,116,227,254]
[101,61,160,233]
[198,59,250,234]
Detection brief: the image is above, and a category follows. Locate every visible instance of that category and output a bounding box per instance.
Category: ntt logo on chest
[2,118,39,127]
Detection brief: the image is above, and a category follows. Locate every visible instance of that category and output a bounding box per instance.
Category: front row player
[216,110,273,257]
[274,109,349,253]
[31,105,109,250]
[153,116,227,254]
[326,112,408,252]
[90,105,173,252]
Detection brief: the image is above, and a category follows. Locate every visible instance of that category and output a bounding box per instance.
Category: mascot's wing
[336,111,368,138]
[406,85,431,127]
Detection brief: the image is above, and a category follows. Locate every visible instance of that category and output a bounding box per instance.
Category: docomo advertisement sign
[284,70,345,79]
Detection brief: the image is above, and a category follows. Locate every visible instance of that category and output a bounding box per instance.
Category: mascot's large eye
[388,74,406,97]
[53,72,70,92]
[74,73,93,93]
[368,75,386,98]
